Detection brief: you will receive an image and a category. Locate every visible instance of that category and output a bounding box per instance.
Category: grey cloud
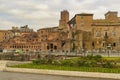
[0,0,120,30]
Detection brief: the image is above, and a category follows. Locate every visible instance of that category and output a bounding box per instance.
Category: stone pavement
[0,60,7,71]
[4,67,120,80]
[0,60,30,71]
[0,71,114,80]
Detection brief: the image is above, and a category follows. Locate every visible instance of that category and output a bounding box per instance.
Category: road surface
[0,71,117,80]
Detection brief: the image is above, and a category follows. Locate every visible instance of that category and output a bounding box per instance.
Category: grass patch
[103,57,120,61]
[11,63,120,73]
[10,55,120,73]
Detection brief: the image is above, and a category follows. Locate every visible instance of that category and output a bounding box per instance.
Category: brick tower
[105,11,118,22]
[59,10,69,30]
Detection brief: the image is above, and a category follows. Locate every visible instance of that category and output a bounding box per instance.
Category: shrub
[94,55,102,61]
[102,61,114,68]
[60,60,75,66]
[77,60,86,67]
[53,60,61,66]
[86,55,93,60]
[32,60,41,65]
[47,59,53,64]
[32,59,47,65]
[89,60,98,67]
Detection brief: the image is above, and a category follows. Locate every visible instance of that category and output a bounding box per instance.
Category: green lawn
[11,63,120,73]
[10,55,120,74]
[103,57,120,61]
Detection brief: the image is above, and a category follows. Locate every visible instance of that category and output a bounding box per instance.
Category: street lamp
[104,31,109,56]
[91,28,94,56]
[65,50,68,59]
[107,44,111,57]
[82,48,85,56]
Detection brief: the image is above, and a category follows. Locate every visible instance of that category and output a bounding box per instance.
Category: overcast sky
[0,0,120,30]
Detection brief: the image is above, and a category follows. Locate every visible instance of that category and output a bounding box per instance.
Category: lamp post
[107,44,111,57]
[65,50,68,59]
[48,50,52,60]
[91,28,94,56]
[82,48,85,56]
[103,31,109,57]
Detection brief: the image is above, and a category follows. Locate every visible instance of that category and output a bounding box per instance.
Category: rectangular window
[96,31,101,37]
[41,31,43,34]
[104,31,108,38]
[113,31,116,37]
[81,16,84,19]
[113,42,116,47]
[80,22,84,26]
[103,43,104,47]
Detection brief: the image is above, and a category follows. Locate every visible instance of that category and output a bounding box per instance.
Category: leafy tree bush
[60,59,75,66]
[77,60,86,66]
[102,61,114,68]
[53,60,61,66]
[47,59,53,64]
[32,60,41,65]
[32,55,118,68]
[93,55,102,61]
[89,60,98,67]
[86,55,93,60]
[32,59,47,65]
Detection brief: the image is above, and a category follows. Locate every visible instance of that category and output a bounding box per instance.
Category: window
[4,33,7,35]
[92,42,94,48]
[96,31,101,37]
[81,16,84,19]
[41,31,43,34]
[80,22,84,26]
[103,43,105,47]
[47,46,49,50]
[3,37,7,40]
[113,31,116,37]
[50,44,53,48]
[104,31,108,38]
[113,42,116,47]
[54,46,57,50]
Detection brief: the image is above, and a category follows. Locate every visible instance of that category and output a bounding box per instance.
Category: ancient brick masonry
[1,11,120,53]
[68,11,120,52]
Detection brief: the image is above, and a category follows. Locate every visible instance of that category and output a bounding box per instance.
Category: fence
[0,51,120,61]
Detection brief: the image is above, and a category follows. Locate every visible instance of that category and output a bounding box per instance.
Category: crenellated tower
[59,10,69,30]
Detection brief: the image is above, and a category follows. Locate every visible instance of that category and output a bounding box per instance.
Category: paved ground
[0,71,117,80]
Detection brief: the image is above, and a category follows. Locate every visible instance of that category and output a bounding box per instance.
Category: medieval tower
[59,10,69,30]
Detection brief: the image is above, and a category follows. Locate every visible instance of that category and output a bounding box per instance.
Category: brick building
[0,30,14,43]
[36,10,69,52]
[1,11,69,52]
[68,11,120,52]
[59,10,69,30]
[3,32,40,52]
[37,27,68,52]
[1,10,120,53]
[1,25,37,52]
